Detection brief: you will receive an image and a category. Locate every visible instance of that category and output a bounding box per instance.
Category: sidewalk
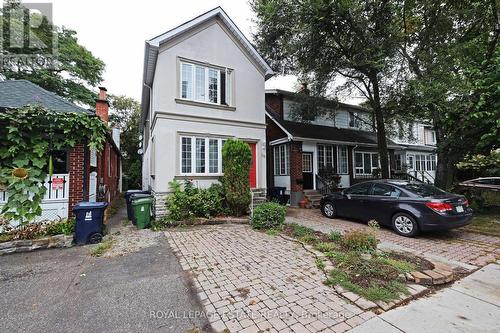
[350,263,500,333]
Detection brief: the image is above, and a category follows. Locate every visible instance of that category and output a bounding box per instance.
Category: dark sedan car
[320,180,473,237]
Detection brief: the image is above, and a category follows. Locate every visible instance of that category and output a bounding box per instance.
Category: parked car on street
[457,177,500,191]
[320,180,473,237]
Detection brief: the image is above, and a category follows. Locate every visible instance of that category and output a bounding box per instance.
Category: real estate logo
[0,1,57,70]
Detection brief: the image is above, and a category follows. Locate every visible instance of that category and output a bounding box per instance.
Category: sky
[9,0,362,104]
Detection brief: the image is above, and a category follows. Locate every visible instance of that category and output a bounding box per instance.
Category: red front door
[248,143,257,188]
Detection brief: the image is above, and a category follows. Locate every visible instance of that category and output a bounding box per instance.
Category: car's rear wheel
[321,201,337,219]
[392,213,419,237]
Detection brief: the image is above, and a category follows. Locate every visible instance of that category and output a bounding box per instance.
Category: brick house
[0,80,121,221]
[265,89,437,206]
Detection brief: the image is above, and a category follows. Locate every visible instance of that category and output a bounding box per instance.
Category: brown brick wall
[97,142,121,203]
[290,141,303,193]
[68,144,87,216]
[265,94,284,118]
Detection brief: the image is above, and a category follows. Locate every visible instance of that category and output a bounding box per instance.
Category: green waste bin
[131,197,153,229]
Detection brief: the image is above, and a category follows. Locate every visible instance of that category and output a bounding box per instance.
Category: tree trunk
[371,77,390,179]
[429,104,450,189]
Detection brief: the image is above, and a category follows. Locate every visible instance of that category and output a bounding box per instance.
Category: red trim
[248,143,257,188]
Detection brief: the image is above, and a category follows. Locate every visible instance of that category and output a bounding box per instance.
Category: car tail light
[426,202,453,213]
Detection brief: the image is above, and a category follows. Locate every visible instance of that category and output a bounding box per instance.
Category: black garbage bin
[73,202,108,245]
[130,193,153,225]
[125,190,150,221]
[268,187,288,205]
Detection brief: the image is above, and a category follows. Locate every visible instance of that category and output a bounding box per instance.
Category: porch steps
[251,188,267,206]
[303,189,322,208]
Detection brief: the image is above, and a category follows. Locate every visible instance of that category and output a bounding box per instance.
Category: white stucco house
[140,7,273,215]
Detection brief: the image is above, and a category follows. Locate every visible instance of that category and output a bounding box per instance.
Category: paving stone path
[287,208,500,267]
[166,224,375,333]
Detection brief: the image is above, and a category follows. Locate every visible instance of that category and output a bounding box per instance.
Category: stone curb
[0,234,74,255]
[167,217,250,227]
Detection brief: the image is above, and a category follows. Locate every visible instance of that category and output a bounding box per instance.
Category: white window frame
[274,144,289,176]
[179,135,225,176]
[179,60,233,106]
[337,146,348,174]
[354,151,380,175]
[317,144,336,170]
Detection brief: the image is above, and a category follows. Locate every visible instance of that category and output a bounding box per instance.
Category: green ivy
[0,105,108,223]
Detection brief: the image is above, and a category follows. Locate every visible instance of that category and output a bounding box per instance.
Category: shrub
[341,230,378,253]
[251,202,286,230]
[165,180,226,222]
[45,218,75,236]
[221,139,252,216]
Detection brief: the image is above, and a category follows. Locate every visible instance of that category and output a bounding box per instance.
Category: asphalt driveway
[0,232,210,333]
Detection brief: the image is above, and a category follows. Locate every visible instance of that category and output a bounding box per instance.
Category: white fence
[0,173,70,223]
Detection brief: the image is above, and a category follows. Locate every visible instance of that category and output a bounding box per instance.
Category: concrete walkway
[350,263,500,333]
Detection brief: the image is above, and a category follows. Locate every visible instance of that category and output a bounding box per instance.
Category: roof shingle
[0,80,93,114]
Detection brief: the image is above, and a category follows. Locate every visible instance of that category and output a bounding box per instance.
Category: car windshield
[400,183,447,197]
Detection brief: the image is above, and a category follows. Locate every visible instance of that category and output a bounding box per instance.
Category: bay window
[180,60,233,106]
[317,144,336,171]
[180,136,226,175]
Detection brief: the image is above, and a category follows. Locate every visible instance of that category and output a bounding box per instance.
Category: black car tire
[321,201,337,219]
[391,213,419,237]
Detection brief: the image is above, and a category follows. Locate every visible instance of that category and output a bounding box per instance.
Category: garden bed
[276,223,456,311]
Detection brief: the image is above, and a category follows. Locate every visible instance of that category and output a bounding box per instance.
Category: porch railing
[0,174,70,204]
[316,174,339,195]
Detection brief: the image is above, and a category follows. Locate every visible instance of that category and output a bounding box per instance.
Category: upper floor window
[348,112,360,128]
[180,60,233,106]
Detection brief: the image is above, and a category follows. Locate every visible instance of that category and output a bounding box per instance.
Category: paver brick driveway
[287,208,500,267]
[166,224,375,333]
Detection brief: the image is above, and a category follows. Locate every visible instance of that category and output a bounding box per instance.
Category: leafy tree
[108,95,142,190]
[221,139,252,216]
[391,0,499,188]
[251,0,406,178]
[0,0,105,106]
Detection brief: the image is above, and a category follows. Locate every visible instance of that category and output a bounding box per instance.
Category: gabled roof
[265,109,401,148]
[0,80,93,114]
[141,7,274,128]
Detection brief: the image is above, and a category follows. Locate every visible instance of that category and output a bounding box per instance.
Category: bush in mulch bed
[282,223,433,303]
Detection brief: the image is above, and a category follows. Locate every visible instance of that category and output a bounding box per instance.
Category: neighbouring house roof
[265,107,402,149]
[0,80,93,114]
[141,6,275,130]
[265,89,371,113]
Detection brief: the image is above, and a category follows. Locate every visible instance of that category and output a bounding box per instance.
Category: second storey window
[180,60,233,106]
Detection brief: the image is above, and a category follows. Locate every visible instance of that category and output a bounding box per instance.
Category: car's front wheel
[392,213,419,237]
[321,201,337,219]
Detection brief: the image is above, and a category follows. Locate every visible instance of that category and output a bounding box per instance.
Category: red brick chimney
[95,86,109,123]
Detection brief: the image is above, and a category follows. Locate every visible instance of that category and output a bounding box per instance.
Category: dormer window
[180,60,233,106]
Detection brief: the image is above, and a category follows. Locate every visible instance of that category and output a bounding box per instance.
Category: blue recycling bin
[125,190,150,221]
[73,201,108,245]
[130,193,153,225]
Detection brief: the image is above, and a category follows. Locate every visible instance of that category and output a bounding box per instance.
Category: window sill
[175,98,236,111]
[175,175,223,180]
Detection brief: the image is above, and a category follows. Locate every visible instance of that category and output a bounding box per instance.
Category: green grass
[463,208,500,236]
[328,231,343,242]
[266,229,279,236]
[315,242,337,253]
[315,258,325,269]
[90,239,114,257]
[288,223,315,237]
[0,233,14,243]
